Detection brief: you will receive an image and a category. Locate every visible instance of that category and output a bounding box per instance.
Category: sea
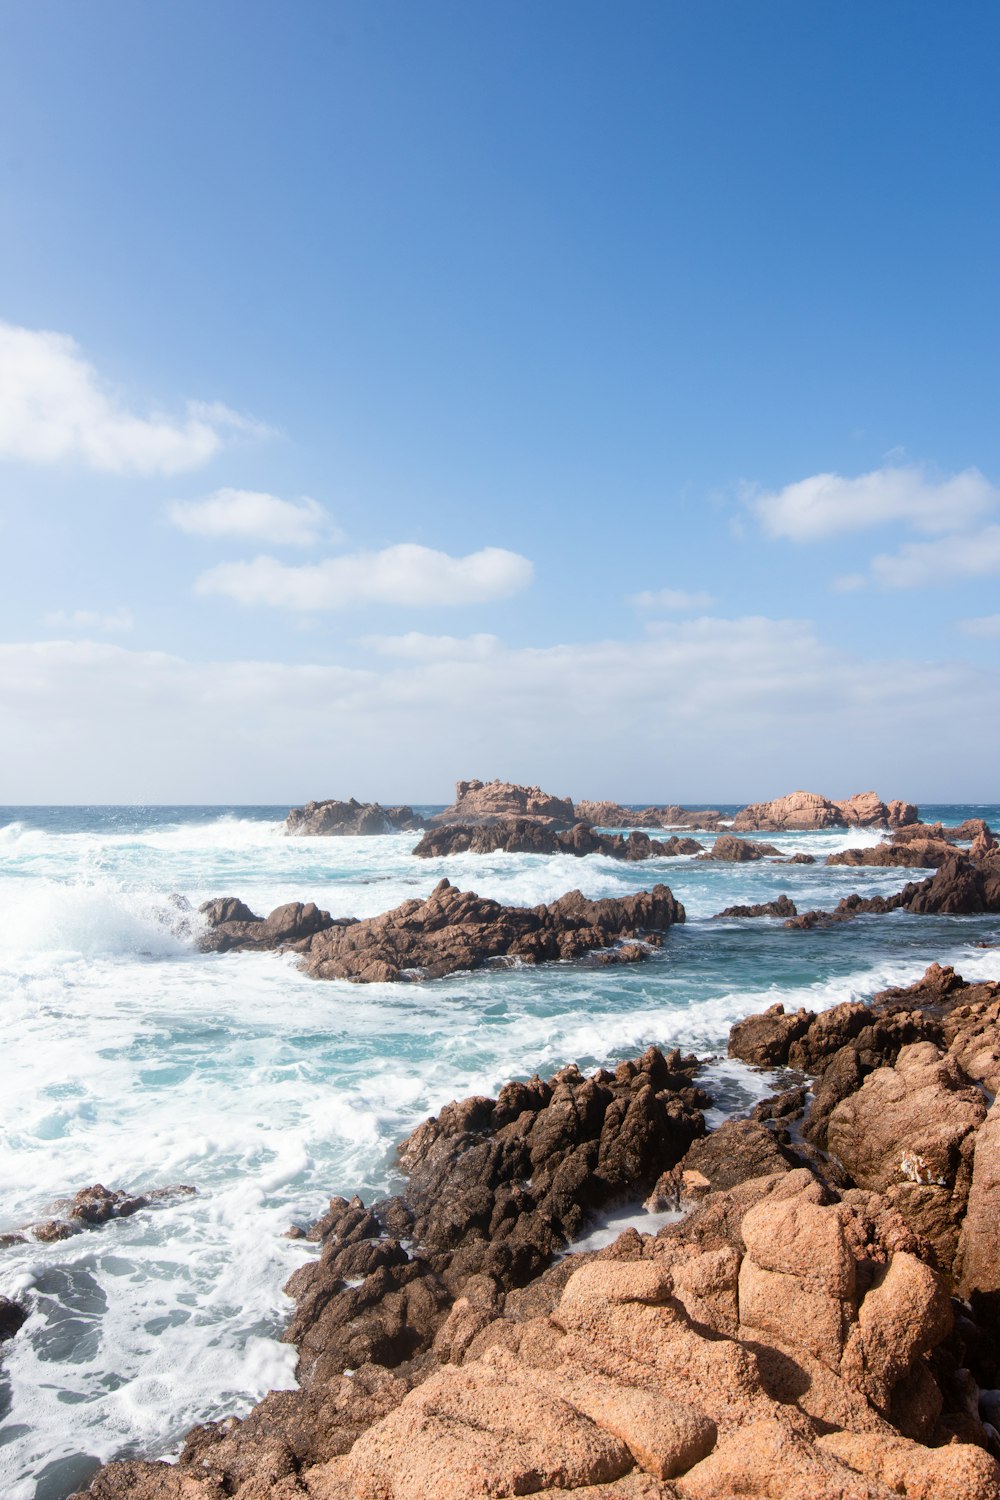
[1,801,998,1499]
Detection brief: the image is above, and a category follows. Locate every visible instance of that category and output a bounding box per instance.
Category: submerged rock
[285,799,427,836]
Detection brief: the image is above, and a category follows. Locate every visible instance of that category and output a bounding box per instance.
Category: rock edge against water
[69,962,1000,1500]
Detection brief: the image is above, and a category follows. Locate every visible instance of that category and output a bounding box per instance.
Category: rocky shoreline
[59,961,1000,1499]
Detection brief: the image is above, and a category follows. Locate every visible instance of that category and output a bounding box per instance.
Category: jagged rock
[733,790,917,833]
[285,799,427,836]
[26,1183,197,1243]
[787,855,1000,928]
[714,895,797,919]
[827,839,960,868]
[695,835,782,862]
[429,779,576,828]
[201,880,686,983]
[199,898,337,954]
[413,819,703,861]
[574,800,723,831]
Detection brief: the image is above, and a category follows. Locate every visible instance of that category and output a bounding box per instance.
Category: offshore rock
[429,778,576,828]
[285,799,427,836]
[713,895,797,919]
[412,819,703,861]
[695,834,782,862]
[0,1296,28,1341]
[27,1183,196,1244]
[827,838,962,869]
[733,790,918,833]
[199,880,686,982]
[574,800,723,831]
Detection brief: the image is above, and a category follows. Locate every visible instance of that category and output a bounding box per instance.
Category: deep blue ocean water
[1,801,998,1498]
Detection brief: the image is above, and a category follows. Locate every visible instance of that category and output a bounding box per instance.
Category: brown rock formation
[429,779,576,828]
[285,800,427,836]
[412,819,704,861]
[787,852,1000,928]
[24,1182,196,1244]
[733,790,918,833]
[713,895,797,919]
[695,834,782,862]
[574,801,723,831]
[827,838,961,869]
[200,880,686,982]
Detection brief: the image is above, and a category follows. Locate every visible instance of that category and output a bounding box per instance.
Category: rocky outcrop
[733,790,918,833]
[0,1296,27,1341]
[4,1183,197,1246]
[713,895,797,919]
[827,838,961,869]
[574,801,723,831]
[429,779,576,828]
[413,819,704,861]
[788,852,1000,928]
[729,965,1000,1278]
[285,800,427,836]
[200,880,686,982]
[695,834,782,862]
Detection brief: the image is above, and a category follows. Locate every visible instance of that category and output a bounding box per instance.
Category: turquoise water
[0,802,997,1498]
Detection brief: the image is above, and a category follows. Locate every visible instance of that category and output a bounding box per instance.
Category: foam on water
[0,803,998,1497]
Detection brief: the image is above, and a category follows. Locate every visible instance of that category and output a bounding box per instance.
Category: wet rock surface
[200,878,687,982]
[787,850,1000,927]
[285,800,427,836]
[695,835,782,862]
[413,819,704,861]
[16,1182,197,1244]
[713,895,797,919]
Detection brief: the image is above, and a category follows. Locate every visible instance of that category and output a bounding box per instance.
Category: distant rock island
[285,779,921,838]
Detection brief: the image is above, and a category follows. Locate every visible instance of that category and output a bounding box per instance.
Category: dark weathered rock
[413,819,703,861]
[286,799,427,836]
[827,839,960,869]
[713,895,797,919]
[787,855,1000,929]
[200,879,686,983]
[199,898,338,953]
[695,834,782,862]
[0,1296,27,1341]
[24,1183,197,1244]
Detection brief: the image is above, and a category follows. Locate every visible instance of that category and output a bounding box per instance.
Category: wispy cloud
[360,632,500,660]
[957,614,1000,638]
[169,488,337,547]
[0,322,269,474]
[630,588,717,611]
[42,607,135,634]
[869,523,1000,588]
[749,464,998,541]
[195,544,534,610]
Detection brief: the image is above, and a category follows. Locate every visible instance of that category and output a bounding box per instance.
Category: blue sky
[1,1,998,801]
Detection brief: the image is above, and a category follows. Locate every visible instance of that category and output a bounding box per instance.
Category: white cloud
[0,322,268,474]
[42,607,134,634]
[195,544,534,610]
[360,632,500,660]
[869,524,1000,588]
[750,464,998,541]
[630,588,717,611]
[1,618,997,801]
[168,489,336,547]
[958,614,1000,638]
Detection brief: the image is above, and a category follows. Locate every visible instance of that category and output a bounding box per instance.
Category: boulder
[286,799,427,836]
